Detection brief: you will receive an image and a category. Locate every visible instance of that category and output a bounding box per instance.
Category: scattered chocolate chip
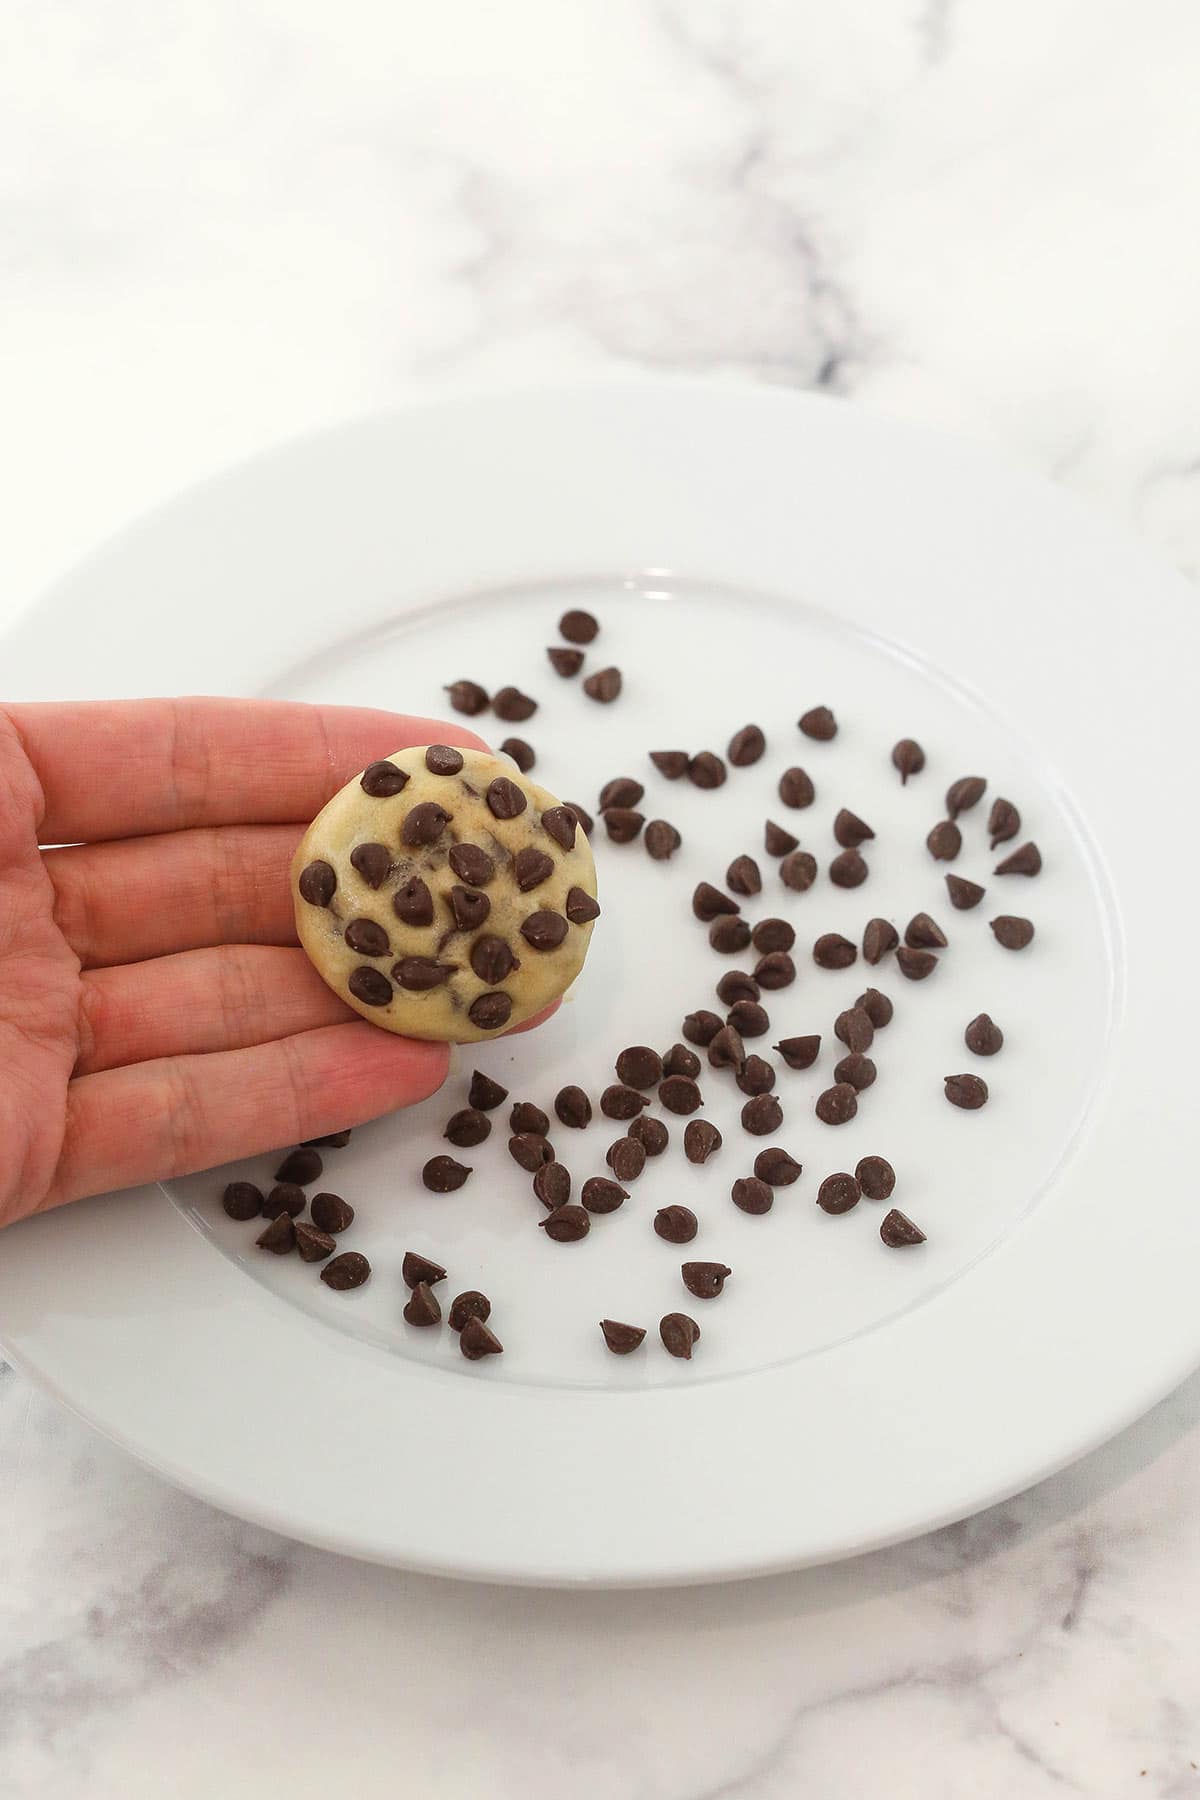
[683,1119,723,1164]
[614,1045,662,1089]
[486,777,527,820]
[834,1007,875,1053]
[540,1205,591,1242]
[448,1290,491,1331]
[856,988,893,1029]
[565,887,601,924]
[275,1147,322,1185]
[469,937,517,985]
[995,841,1042,877]
[500,737,535,773]
[891,739,925,783]
[348,966,393,1007]
[445,679,489,715]
[263,1183,305,1219]
[321,1251,371,1290]
[817,1172,860,1214]
[583,667,622,703]
[764,819,800,856]
[514,846,555,891]
[660,1313,700,1358]
[655,1205,698,1243]
[402,1251,447,1289]
[880,1209,925,1247]
[988,798,1021,848]
[896,947,938,980]
[754,951,795,990]
[716,970,759,1006]
[815,1083,858,1125]
[533,1161,572,1210]
[754,1147,801,1186]
[727,1000,770,1038]
[659,1074,703,1115]
[448,844,494,886]
[833,809,874,848]
[946,874,985,910]
[423,1154,472,1191]
[991,915,1035,950]
[601,1320,646,1355]
[778,767,815,809]
[521,910,568,951]
[862,918,898,965]
[926,820,962,861]
[753,921,796,959]
[599,776,644,811]
[834,1051,876,1090]
[688,751,727,789]
[403,1282,442,1326]
[965,1012,1004,1055]
[682,1261,731,1299]
[606,1138,646,1183]
[540,805,578,851]
[447,886,491,932]
[493,686,537,722]
[510,1101,550,1136]
[298,859,337,906]
[905,912,948,949]
[393,875,436,926]
[710,917,752,954]
[813,933,857,970]
[663,1042,701,1079]
[581,1176,629,1214]
[630,1114,669,1156]
[468,1069,508,1111]
[509,1133,554,1172]
[945,1073,989,1109]
[728,724,766,766]
[295,1221,337,1263]
[650,750,690,780]
[946,776,986,819]
[548,646,584,678]
[395,955,455,990]
[799,706,837,740]
[459,1315,503,1359]
[736,1055,776,1097]
[223,1180,264,1221]
[424,744,465,777]
[644,819,682,860]
[726,854,762,896]
[564,802,594,838]
[856,1156,895,1201]
[559,607,599,644]
[555,1085,592,1128]
[256,1212,296,1253]
[683,1010,724,1047]
[830,849,868,889]
[403,801,452,848]
[774,1035,820,1070]
[603,807,645,844]
[741,1093,783,1135]
[310,1192,354,1234]
[731,1176,773,1214]
[779,850,818,891]
[601,1084,650,1121]
[350,842,392,888]
[445,1107,492,1147]
[707,1024,746,1072]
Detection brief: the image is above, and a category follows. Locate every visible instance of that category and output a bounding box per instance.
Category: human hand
[0,698,539,1227]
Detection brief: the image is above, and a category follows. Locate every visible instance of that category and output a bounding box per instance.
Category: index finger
[3,698,488,844]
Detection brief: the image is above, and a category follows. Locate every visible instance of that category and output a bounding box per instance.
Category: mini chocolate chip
[926,820,962,861]
[424,744,464,776]
[511,1101,550,1136]
[988,798,1021,848]
[727,1000,770,1038]
[778,767,815,808]
[833,809,875,848]
[995,841,1042,877]
[459,1316,504,1359]
[660,1313,700,1358]
[264,1184,305,1219]
[514,847,554,891]
[741,1094,782,1135]
[896,947,938,980]
[349,966,393,1007]
[350,842,392,888]
[817,1172,860,1214]
[717,970,760,1005]
[394,956,455,990]
[799,706,837,741]
[600,1320,646,1354]
[659,1074,703,1115]
[682,1261,731,1300]
[402,801,451,847]
[449,844,495,886]
[559,607,599,644]
[509,1132,554,1171]
[764,819,800,856]
[393,875,435,926]
[834,1051,876,1090]
[469,937,517,984]
[321,1251,371,1290]
[731,1177,773,1214]
[540,805,579,851]
[548,645,584,677]
[780,850,818,891]
[565,887,601,925]
[298,860,337,906]
[754,1147,801,1186]
[223,1180,264,1221]
[965,1012,1004,1055]
[445,680,489,715]
[423,1155,472,1191]
[753,951,795,989]
[710,916,752,954]
[403,1282,442,1326]
[736,1055,776,1097]
[813,933,857,971]
[752,919,795,957]
[859,922,896,972]
[856,1156,895,1201]
[256,1213,296,1254]
[555,1085,592,1128]
[599,776,645,811]
[693,881,740,921]
[630,1114,670,1156]
[583,666,622,703]
[991,914,1035,949]
[726,855,762,897]
[834,1007,875,1053]
[728,724,766,766]
[881,1209,925,1247]
[616,1045,663,1089]
[564,802,594,837]
[815,1083,858,1125]
[581,1176,629,1214]
[448,885,491,931]
[500,738,535,773]
[650,750,690,780]
[645,819,682,860]
[891,739,925,783]
[402,1251,447,1289]
[683,1010,724,1046]
[905,912,947,949]
[521,910,568,951]
[946,776,986,818]
[533,1161,572,1209]
[295,1222,337,1263]
[830,849,868,889]
[310,1192,354,1233]
[683,1119,723,1164]
[540,1205,591,1242]
[468,1069,508,1111]
[445,1107,492,1147]
[303,1129,352,1150]
[275,1147,323,1185]
[606,1137,647,1182]
[603,807,645,844]
[945,1072,989,1109]
[486,777,528,820]
[946,874,985,910]
[707,1024,746,1072]
[688,751,727,789]
[655,1205,698,1243]
[601,1084,650,1121]
[663,1043,702,1079]
[774,1035,821,1070]
[493,686,537,722]
[855,987,894,1028]
[449,1290,491,1331]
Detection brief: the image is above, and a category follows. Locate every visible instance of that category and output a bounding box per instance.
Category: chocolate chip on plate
[830,849,868,889]
[752,917,795,955]
[728,724,766,766]
[650,750,690,780]
[895,946,938,981]
[423,1154,472,1191]
[629,1114,670,1156]
[692,881,740,921]
[500,738,535,773]
[764,819,799,856]
[817,1172,860,1214]
[726,854,762,896]
[581,1177,629,1214]
[559,607,599,644]
[736,1055,776,1097]
[944,1072,989,1109]
[741,1094,783,1135]
[511,1101,550,1136]
[601,1320,646,1355]
[945,874,985,910]
[616,1045,663,1089]
[707,1024,746,1072]
[468,1069,509,1111]
[880,1209,926,1247]
[684,1119,723,1164]
[754,1147,801,1186]
[905,912,948,949]
[731,1176,773,1214]
[774,1034,820,1070]
[683,1009,724,1046]
[813,933,857,970]
[663,1042,702,1079]
[660,1313,700,1359]
[445,1107,492,1147]
[321,1251,371,1290]
[485,777,528,820]
[779,852,818,897]
[564,802,595,837]
[256,1213,296,1254]
[655,1205,698,1243]
[583,667,622,703]
[599,776,644,811]
[508,1133,554,1172]
[295,1222,337,1263]
[682,1261,731,1299]
[310,1192,354,1234]
[403,1282,442,1326]
[834,1052,876,1090]
[444,679,489,715]
[710,916,752,954]
[448,1290,491,1331]
[727,1000,770,1038]
[855,1156,895,1201]
[717,970,760,1006]
[298,860,337,907]
[754,951,795,989]
[965,1012,1004,1055]
[515,849,554,890]
[688,751,727,789]
[606,1137,647,1183]
[946,776,986,818]
[565,887,601,925]
[533,1161,572,1209]
[603,807,645,844]
[555,1085,592,1128]
[862,918,899,965]
[548,646,584,678]
[926,820,962,861]
[361,758,409,797]
[644,820,682,860]
[988,798,1021,848]
[446,886,491,932]
[601,1084,650,1121]
[539,1204,591,1242]
[402,801,451,846]
[834,1007,875,1053]
[991,914,1035,950]
[448,844,495,887]
[275,1147,323,1186]
[798,706,837,741]
[855,987,893,1028]
[778,767,815,809]
[460,1316,503,1359]
[833,808,875,848]
[492,686,537,722]
[658,1074,703,1115]
[994,842,1042,877]
[891,739,925,783]
[815,1083,858,1125]
[223,1181,264,1221]
[402,1251,447,1288]
[521,910,569,951]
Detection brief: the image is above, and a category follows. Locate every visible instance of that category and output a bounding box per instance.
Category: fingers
[46,1022,451,1208]
[76,945,354,1074]
[4,699,488,844]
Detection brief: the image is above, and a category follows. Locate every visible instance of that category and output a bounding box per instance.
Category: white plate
[0,382,1196,1586]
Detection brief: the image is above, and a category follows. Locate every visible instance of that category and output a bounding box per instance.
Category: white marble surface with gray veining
[3,3,1200,1794]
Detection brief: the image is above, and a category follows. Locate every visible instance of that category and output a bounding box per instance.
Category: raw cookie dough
[292,745,599,1042]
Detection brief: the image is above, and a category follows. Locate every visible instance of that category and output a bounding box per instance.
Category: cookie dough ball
[292,745,599,1042]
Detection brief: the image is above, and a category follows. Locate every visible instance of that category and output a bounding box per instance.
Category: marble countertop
[3,3,1199,1793]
